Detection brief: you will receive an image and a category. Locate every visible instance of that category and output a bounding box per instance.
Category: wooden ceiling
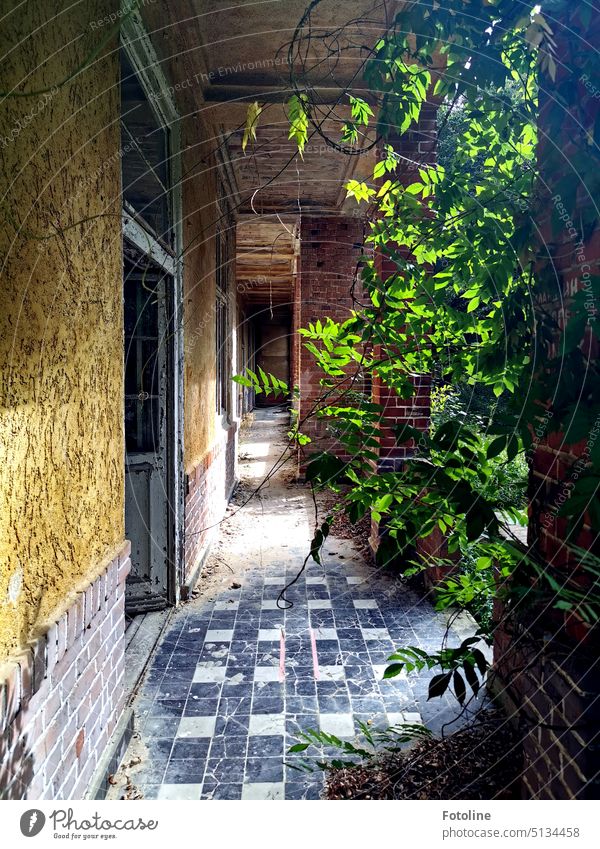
[142,0,386,210]
[141,0,395,301]
[236,218,298,306]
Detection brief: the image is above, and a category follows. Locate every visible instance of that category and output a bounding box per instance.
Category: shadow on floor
[109,407,485,800]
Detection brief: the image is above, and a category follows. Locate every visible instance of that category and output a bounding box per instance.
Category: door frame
[121,9,184,605]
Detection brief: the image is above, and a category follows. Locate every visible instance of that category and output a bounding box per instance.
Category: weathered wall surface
[140,1,232,473]
[134,6,240,586]
[255,313,290,406]
[181,133,220,473]
[0,544,130,800]
[180,132,239,580]
[0,0,124,661]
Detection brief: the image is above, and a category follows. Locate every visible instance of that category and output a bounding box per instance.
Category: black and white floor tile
[129,549,467,800]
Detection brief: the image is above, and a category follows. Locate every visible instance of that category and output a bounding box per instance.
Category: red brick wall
[295,107,439,468]
[528,27,600,621]
[291,251,301,393]
[368,112,437,556]
[371,108,437,471]
[492,9,600,799]
[296,216,366,461]
[0,544,130,799]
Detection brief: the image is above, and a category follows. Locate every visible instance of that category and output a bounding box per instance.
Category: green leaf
[506,434,519,461]
[287,93,309,157]
[471,648,488,677]
[242,101,262,152]
[373,160,387,179]
[305,452,348,486]
[383,662,405,679]
[288,743,310,753]
[232,374,252,388]
[463,659,481,696]
[345,179,375,203]
[428,672,452,700]
[487,435,507,459]
[394,423,423,444]
[453,669,467,704]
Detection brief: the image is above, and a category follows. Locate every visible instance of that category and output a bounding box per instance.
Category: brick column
[492,9,600,799]
[372,105,437,472]
[295,216,365,463]
[369,109,438,559]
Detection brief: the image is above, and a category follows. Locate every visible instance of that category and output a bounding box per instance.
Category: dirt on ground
[319,488,373,561]
[187,411,372,607]
[325,709,523,800]
[185,410,297,605]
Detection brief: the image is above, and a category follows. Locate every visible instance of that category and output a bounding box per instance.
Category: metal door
[123,252,172,611]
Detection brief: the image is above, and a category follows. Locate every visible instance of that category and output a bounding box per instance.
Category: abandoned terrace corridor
[108,407,481,801]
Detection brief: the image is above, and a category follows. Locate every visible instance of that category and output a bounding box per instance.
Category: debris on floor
[325,709,522,800]
[320,488,373,560]
[105,733,148,800]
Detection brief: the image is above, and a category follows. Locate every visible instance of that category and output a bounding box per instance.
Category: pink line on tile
[309,627,320,680]
[279,628,286,681]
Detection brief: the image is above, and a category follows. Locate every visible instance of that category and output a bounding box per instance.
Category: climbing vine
[241,0,600,716]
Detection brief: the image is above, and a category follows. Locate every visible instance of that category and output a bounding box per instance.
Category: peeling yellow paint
[0,1,124,661]
[182,135,219,473]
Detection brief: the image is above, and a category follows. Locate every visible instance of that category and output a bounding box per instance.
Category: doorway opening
[253,306,291,408]
[123,247,176,612]
[119,28,183,623]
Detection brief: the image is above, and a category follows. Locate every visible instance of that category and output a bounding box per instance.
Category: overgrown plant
[240,0,600,732]
[287,720,432,772]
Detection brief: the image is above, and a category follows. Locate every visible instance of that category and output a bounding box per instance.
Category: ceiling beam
[203,84,377,105]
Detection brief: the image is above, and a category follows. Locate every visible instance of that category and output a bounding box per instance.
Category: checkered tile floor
[127,551,471,800]
[121,408,477,801]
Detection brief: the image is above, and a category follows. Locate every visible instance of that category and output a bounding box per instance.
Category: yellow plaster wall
[137,1,229,473]
[139,3,223,474]
[0,1,124,661]
[181,125,219,473]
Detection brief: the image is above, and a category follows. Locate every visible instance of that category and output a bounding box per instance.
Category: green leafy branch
[233,366,288,397]
[287,721,431,772]
[383,636,490,707]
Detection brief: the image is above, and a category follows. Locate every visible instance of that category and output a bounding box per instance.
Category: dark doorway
[254,307,291,407]
[123,248,175,612]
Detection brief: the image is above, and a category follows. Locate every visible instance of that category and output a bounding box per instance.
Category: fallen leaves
[326,710,522,800]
